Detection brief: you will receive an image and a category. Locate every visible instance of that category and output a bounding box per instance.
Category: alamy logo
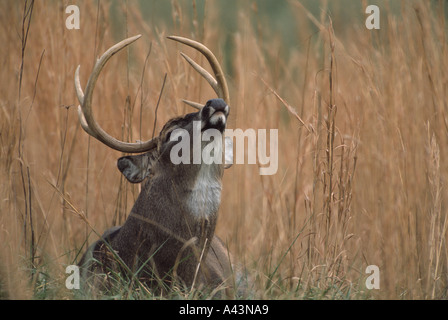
[365,5,380,30]
[169,121,278,176]
[65,5,80,30]
[65,265,80,290]
[365,265,380,290]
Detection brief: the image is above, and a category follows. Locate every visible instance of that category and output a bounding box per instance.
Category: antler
[75,35,229,153]
[167,36,230,109]
[75,34,158,153]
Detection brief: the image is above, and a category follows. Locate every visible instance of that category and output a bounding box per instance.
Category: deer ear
[117,152,154,183]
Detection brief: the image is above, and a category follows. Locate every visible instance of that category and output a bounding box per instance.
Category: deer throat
[186,164,222,220]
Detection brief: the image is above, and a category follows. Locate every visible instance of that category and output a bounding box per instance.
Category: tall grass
[0,0,447,299]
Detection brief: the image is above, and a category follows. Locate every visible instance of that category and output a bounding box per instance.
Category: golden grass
[1,0,447,299]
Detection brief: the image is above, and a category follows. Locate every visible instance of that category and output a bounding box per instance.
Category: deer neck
[131,163,223,236]
[186,163,223,220]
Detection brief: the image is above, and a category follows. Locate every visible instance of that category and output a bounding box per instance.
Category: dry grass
[0,0,447,299]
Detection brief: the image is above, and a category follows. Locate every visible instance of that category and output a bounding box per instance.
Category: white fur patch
[209,112,226,126]
[187,164,222,219]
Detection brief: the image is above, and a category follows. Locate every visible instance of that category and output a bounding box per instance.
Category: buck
[75,34,239,297]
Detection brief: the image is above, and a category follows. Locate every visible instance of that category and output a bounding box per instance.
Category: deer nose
[205,98,229,116]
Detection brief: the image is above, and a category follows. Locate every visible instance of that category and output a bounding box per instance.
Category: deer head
[75,35,237,296]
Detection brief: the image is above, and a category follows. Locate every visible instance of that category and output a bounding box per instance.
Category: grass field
[1,0,447,299]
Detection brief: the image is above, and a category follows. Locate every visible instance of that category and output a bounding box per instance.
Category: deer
[74,34,241,298]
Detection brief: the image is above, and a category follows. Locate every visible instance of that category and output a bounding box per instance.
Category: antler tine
[75,34,158,153]
[179,52,220,97]
[167,36,230,107]
[75,65,97,136]
[74,65,85,104]
[181,99,203,110]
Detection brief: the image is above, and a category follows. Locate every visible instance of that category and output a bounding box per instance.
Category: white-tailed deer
[75,35,239,297]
